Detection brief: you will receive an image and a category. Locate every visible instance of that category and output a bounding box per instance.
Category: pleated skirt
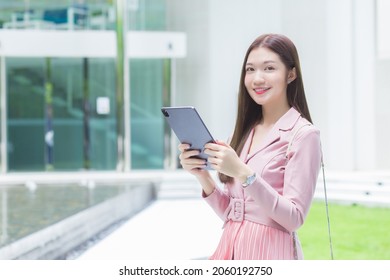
[209,220,302,260]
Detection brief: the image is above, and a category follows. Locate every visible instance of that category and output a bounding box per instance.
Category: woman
[178,34,322,260]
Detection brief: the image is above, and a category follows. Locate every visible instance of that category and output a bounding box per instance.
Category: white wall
[166,0,211,117]
[375,0,390,170]
[207,0,282,141]
[324,0,355,170]
[377,0,390,59]
[279,0,328,165]
[376,60,390,169]
[167,0,283,141]
[353,0,376,170]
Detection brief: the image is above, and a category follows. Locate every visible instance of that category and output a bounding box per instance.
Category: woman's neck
[260,104,291,127]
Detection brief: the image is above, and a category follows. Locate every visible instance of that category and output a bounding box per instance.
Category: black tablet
[161,106,215,169]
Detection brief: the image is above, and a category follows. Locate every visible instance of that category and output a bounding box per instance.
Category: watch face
[248,174,256,184]
[243,173,256,187]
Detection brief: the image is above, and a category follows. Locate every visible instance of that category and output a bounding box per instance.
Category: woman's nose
[253,70,265,84]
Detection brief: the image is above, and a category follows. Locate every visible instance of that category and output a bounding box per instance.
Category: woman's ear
[287,67,297,84]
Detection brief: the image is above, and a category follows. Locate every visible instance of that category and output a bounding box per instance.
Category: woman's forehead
[247,47,282,64]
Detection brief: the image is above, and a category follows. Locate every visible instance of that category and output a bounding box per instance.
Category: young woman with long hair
[178,34,321,260]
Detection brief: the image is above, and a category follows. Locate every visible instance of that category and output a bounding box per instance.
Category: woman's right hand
[178,143,216,196]
[178,144,208,177]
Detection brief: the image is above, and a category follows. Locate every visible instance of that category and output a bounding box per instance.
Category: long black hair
[219,34,312,183]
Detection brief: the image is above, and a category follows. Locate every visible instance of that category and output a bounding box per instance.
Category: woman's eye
[246,67,254,72]
[265,66,275,71]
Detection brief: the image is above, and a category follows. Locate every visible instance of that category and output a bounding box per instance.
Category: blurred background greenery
[299,202,390,260]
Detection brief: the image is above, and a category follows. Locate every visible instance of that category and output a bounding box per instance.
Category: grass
[298,202,390,260]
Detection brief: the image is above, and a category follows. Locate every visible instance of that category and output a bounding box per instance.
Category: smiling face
[244,47,296,110]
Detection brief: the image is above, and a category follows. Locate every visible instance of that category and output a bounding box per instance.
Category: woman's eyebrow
[246,60,277,65]
[263,60,277,64]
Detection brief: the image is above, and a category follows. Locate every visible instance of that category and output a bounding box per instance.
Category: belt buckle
[230,198,244,222]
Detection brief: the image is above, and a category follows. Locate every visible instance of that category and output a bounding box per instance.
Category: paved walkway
[77,198,222,260]
[76,171,223,260]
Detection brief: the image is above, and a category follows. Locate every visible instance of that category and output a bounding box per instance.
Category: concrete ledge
[0,183,157,260]
[0,171,164,186]
[314,179,390,208]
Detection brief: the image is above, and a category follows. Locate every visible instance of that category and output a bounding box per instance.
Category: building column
[0,57,6,173]
[353,0,376,170]
[115,0,131,172]
[326,0,355,170]
[326,0,376,170]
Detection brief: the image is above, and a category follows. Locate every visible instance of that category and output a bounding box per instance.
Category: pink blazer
[204,107,322,233]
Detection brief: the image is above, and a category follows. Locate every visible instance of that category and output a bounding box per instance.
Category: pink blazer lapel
[245,126,281,163]
[241,107,302,163]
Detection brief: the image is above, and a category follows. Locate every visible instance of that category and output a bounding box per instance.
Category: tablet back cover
[161,106,215,167]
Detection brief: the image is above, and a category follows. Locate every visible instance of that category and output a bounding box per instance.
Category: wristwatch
[242,173,256,188]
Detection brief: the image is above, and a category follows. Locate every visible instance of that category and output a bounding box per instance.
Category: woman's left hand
[204,140,251,179]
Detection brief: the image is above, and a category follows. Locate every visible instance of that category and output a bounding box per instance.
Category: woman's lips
[254,87,270,95]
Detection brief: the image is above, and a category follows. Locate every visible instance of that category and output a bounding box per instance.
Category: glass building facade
[0,0,179,172]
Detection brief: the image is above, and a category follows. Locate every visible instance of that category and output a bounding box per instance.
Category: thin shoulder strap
[286,123,311,158]
[320,146,334,260]
[286,122,334,260]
